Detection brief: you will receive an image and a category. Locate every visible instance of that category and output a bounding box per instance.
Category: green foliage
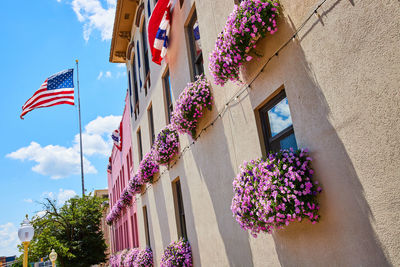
[19,195,107,267]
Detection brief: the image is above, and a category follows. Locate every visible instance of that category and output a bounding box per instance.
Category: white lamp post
[18,215,34,267]
[49,249,57,267]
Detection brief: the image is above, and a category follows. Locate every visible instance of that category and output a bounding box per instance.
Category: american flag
[20,69,75,119]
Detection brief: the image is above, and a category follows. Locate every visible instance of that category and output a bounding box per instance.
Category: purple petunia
[171,75,213,138]
[231,148,322,236]
[154,125,180,165]
[161,238,193,267]
[137,150,160,184]
[209,0,280,86]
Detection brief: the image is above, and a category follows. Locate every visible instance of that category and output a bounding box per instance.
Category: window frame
[148,104,155,146]
[172,179,187,239]
[143,205,151,247]
[163,68,173,124]
[141,17,151,95]
[259,90,297,153]
[137,128,143,162]
[186,9,204,81]
[131,55,140,120]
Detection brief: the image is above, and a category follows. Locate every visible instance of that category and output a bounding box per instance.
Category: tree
[18,195,108,267]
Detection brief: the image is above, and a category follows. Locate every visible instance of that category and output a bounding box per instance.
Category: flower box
[209,0,280,86]
[171,75,213,139]
[161,238,193,267]
[231,148,322,236]
[154,125,180,165]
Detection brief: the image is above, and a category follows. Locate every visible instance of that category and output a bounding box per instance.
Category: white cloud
[7,142,97,179]
[41,189,77,204]
[70,0,116,41]
[76,115,121,156]
[23,198,33,203]
[0,223,19,256]
[57,189,77,203]
[116,63,126,68]
[116,71,126,79]
[85,115,121,135]
[35,210,47,218]
[97,70,114,80]
[7,115,121,179]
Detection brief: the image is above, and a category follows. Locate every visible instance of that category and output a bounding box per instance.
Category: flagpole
[76,59,85,196]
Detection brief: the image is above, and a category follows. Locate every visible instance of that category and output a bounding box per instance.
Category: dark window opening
[141,18,151,95]
[132,56,140,120]
[259,90,297,153]
[143,206,151,247]
[148,105,155,146]
[173,179,187,239]
[163,69,173,123]
[137,128,143,162]
[187,11,204,81]
[180,0,184,8]
[147,0,151,17]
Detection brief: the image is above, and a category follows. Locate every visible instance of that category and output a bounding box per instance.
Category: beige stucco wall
[122,0,400,266]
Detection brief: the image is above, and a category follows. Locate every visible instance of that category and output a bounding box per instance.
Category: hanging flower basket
[106,199,124,225]
[138,150,160,184]
[121,187,133,207]
[231,148,322,237]
[129,174,142,195]
[161,238,193,267]
[122,248,153,267]
[135,248,154,266]
[123,248,140,266]
[171,74,213,138]
[154,125,180,165]
[209,0,280,86]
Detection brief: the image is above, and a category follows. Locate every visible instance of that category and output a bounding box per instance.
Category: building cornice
[109,0,140,63]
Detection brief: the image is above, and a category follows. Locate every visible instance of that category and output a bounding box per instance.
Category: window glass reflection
[267,97,293,137]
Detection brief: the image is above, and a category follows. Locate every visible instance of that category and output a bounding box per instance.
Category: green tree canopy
[18,195,107,267]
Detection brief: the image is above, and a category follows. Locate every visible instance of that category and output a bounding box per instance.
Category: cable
[110,0,329,223]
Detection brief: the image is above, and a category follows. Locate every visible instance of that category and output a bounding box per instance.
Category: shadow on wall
[187,110,255,267]
[242,0,391,266]
[152,179,172,249]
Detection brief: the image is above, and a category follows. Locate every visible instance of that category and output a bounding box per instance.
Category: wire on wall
[111,0,332,219]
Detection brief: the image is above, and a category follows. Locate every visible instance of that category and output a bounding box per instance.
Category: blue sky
[0,0,126,256]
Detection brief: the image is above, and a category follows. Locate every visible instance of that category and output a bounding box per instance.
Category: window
[147,0,151,17]
[180,0,184,8]
[259,90,297,152]
[172,179,187,239]
[137,128,143,161]
[187,10,203,81]
[131,214,139,248]
[131,56,140,120]
[125,221,129,248]
[143,206,151,247]
[163,69,173,123]
[122,166,125,188]
[129,148,133,169]
[136,41,142,89]
[148,105,155,146]
[141,18,151,94]
[126,154,130,176]
[128,70,134,115]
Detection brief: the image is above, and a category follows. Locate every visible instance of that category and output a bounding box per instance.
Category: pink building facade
[107,93,140,254]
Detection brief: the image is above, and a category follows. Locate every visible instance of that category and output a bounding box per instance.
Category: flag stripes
[20,69,75,119]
